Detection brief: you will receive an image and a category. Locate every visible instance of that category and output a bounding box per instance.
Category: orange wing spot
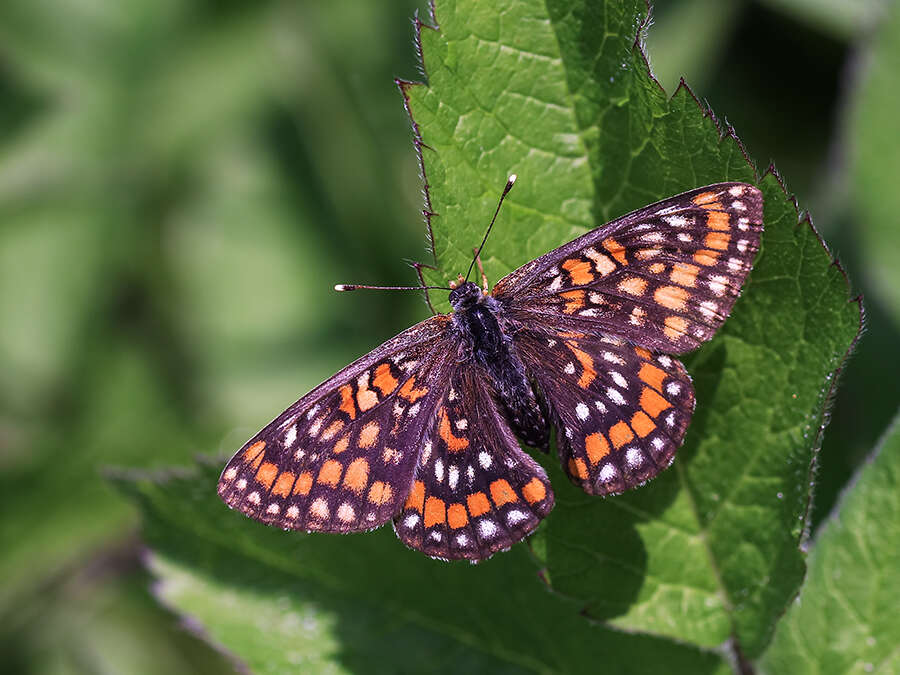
[356,388,378,412]
[630,411,656,438]
[634,346,652,360]
[585,432,610,465]
[321,419,344,441]
[692,191,718,206]
[705,231,730,250]
[447,503,468,529]
[339,385,356,420]
[562,258,595,285]
[602,237,628,265]
[640,386,671,418]
[255,462,278,490]
[333,436,349,455]
[619,276,648,296]
[373,363,399,395]
[342,458,369,494]
[649,262,665,274]
[654,285,690,311]
[490,479,518,507]
[560,289,585,314]
[439,409,469,452]
[664,315,689,341]
[317,459,343,487]
[398,377,428,403]
[293,471,313,496]
[405,480,425,513]
[358,421,380,449]
[707,210,731,230]
[367,481,393,506]
[467,492,491,517]
[693,249,719,266]
[609,421,635,449]
[272,471,296,498]
[522,478,547,504]
[564,341,596,388]
[568,457,589,480]
[638,362,667,392]
[243,440,266,464]
[670,262,699,287]
[424,497,446,527]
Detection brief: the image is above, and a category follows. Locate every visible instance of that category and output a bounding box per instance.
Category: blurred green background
[1,0,898,672]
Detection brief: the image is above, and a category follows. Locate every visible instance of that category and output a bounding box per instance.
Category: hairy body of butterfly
[218,182,764,561]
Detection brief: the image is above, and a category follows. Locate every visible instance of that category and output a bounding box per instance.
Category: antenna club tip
[334,284,352,292]
[508,174,517,184]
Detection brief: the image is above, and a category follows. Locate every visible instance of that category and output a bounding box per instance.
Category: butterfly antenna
[465,174,517,283]
[334,283,452,292]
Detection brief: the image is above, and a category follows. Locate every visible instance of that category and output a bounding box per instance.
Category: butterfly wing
[492,183,764,353]
[393,363,555,560]
[514,326,694,495]
[218,315,454,533]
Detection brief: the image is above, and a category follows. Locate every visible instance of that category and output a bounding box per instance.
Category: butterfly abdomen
[450,285,549,451]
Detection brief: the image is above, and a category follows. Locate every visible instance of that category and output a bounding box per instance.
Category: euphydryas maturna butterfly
[218,177,763,561]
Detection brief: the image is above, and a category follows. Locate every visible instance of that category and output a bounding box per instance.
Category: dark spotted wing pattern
[392,364,554,560]
[492,183,764,353]
[219,181,763,562]
[218,316,453,533]
[515,327,695,495]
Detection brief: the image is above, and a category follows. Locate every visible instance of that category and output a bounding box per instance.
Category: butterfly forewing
[515,327,695,494]
[492,183,763,353]
[393,365,554,560]
[218,315,453,533]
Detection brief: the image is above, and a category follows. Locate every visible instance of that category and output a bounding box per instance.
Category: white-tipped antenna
[465,174,517,283]
[334,283,452,292]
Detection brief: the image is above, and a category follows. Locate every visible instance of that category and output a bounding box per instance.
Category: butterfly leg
[472,247,489,293]
[412,261,438,315]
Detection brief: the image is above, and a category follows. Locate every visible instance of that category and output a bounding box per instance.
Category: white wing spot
[641,232,664,243]
[267,502,280,515]
[224,467,238,481]
[306,404,320,420]
[236,479,247,491]
[599,464,617,483]
[448,388,458,401]
[455,418,468,431]
[731,200,746,211]
[478,519,498,539]
[449,465,460,490]
[595,400,608,414]
[728,185,745,197]
[429,531,442,542]
[403,513,420,529]
[467,465,475,482]
[434,458,444,482]
[547,338,557,347]
[602,351,625,365]
[407,402,421,418]
[652,437,665,451]
[478,451,492,469]
[626,448,643,468]
[666,382,682,396]
[283,425,297,447]
[699,301,719,320]
[665,412,676,427]
[286,505,299,519]
[422,441,432,464]
[507,510,528,526]
[737,239,749,253]
[564,362,576,375]
[309,416,324,437]
[677,232,693,242]
[247,491,261,505]
[728,257,743,271]
[576,403,590,420]
[610,371,628,389]
[708,275,728,296]
[579,308,599,317]
[456,533,469,546]
[607,388,626,406]
[548,275,564,291]
[657,355,673,368]
[665,215,689,227]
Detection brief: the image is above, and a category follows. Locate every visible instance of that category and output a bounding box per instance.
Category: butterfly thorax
[449,282,549,450]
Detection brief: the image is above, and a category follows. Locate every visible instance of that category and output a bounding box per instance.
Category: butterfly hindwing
[393,364,555,560]
[217,315,453,533]
[492,183,763,353]
[515,326,695,495]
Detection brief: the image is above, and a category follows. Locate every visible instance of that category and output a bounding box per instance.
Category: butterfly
[218,179,763,561]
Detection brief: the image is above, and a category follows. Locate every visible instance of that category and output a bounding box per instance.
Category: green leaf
[760,410,900,674]
[401,0,860,657]
[850,1,900,328]
[117,461,729,675]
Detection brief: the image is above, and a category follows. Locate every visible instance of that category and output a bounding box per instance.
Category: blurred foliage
[0,0,897,673]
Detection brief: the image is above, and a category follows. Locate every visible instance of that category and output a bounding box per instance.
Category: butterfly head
[448,280,483,311]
